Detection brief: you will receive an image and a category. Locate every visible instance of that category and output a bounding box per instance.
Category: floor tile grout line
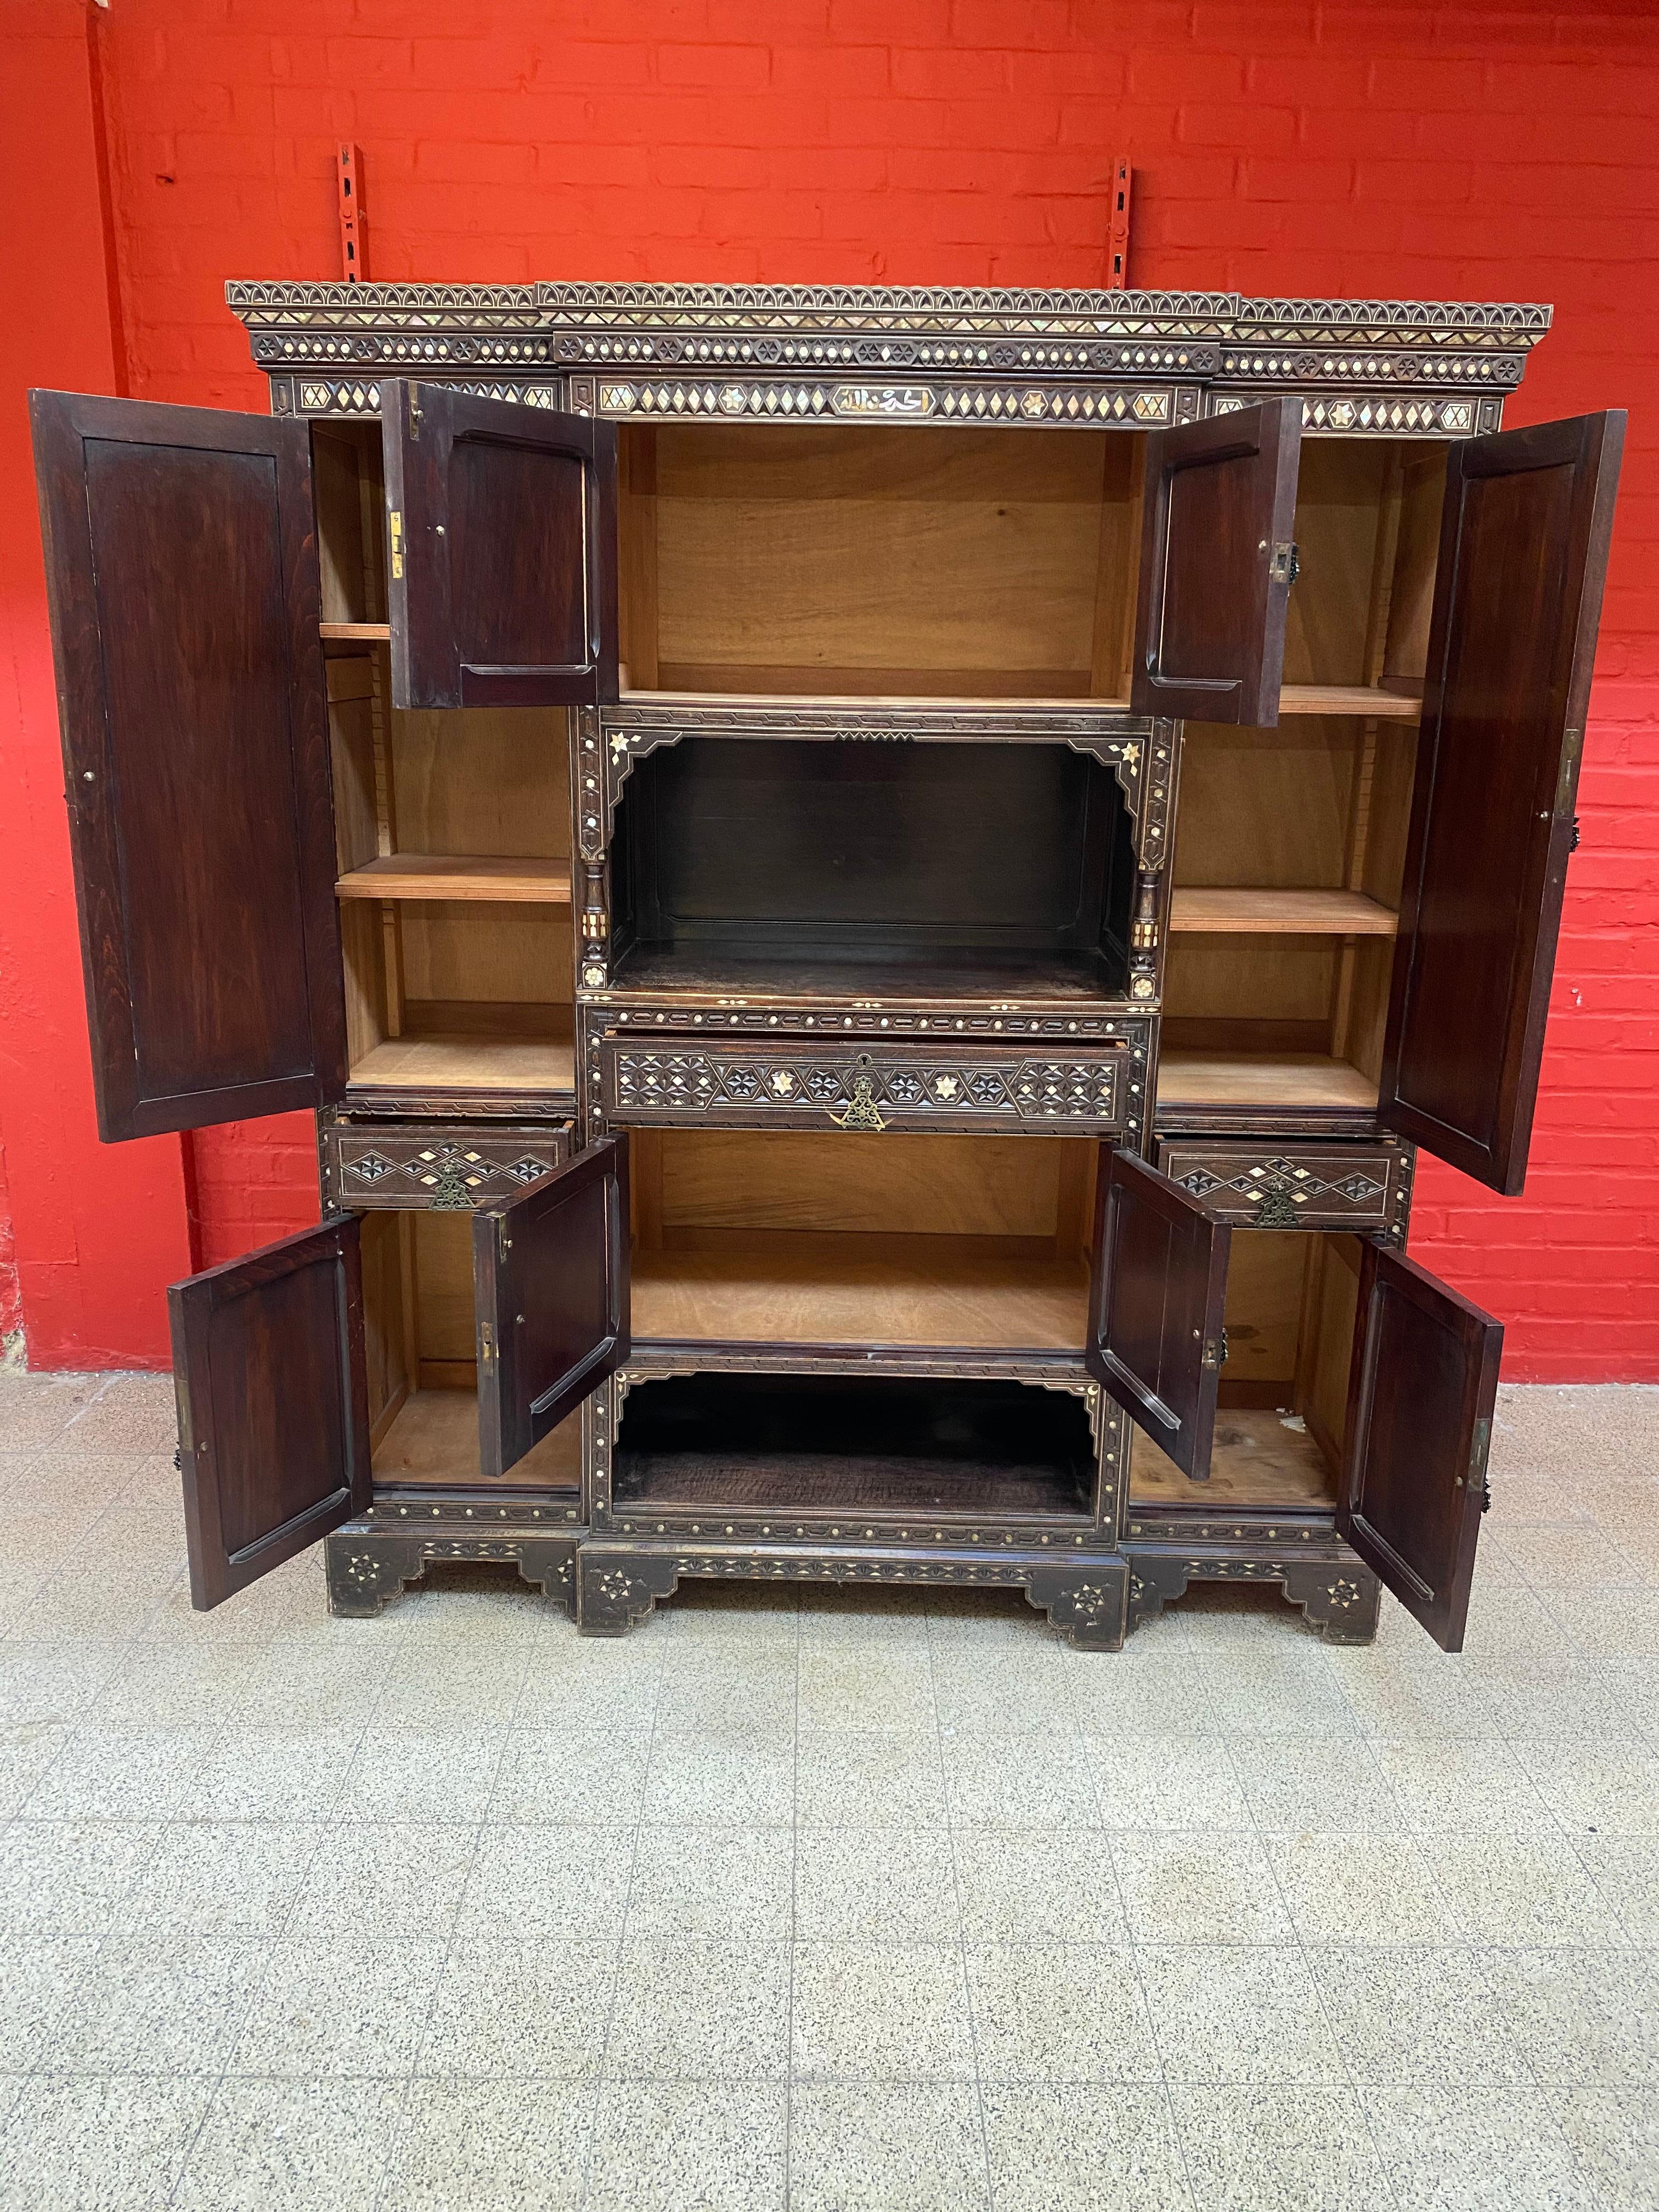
[923,1602,995,2210]
[1194,1656,1407,2206]
[576,1612,670,2210]
[783,1590,800,2212]
[366,1579,555,2204]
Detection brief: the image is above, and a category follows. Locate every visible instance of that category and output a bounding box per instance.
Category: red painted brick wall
[4,1,1656,1377]
[0,2,196,1372]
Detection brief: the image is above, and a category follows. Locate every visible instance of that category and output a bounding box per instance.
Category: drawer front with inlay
[1154,1140,1412,1235]
[322,1118,572,1211]
[595,1035,1132,1135]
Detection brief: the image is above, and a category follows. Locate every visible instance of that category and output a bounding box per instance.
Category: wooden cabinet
[31,281,1624,1649]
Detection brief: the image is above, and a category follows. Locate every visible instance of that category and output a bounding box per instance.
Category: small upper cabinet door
[1338,1243,1503,1652]
[473,1136,631,1479]
[1086,1147,1232,1481]
[1130,398,1302,727]
[30,392,347,1142]
[383,379,619,710]
[1379,411,1625,1194]
[169,1217,372,1611]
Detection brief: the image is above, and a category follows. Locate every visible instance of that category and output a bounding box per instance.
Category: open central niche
[617,420,1144,703]
[614,1371,1097,1521]
[610,736,1137,1001]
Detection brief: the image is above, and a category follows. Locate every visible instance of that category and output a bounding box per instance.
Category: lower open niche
[359,1210,580,1490]
[1130,1231,1362,1509]
[628,1127,1097,1352]
[614,1371,1096,1520]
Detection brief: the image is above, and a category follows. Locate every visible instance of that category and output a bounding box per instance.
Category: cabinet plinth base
[1125,1536,1380,1643]
[325,1516,581,1618]
[574,1537,1130,1648]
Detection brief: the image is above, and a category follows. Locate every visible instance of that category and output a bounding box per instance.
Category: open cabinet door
[1086,1148,1231,1481]
[170,1218,371,1611]
[383,379,618,711]
[1379,411,1625,1194]
[1338,1243,1503,1652]
[30,392,347,1142]
[1130,398,1301,727]
[473,1137,631,1479]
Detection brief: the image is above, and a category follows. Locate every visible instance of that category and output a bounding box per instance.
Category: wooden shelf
[1156,1051,1380,1111]
[337,855,573,905]
[349,1027,575,1099]
[1131,1408,1338,1509]
[1170,889,1398,937]
[620,682,1419,719]
[320,621,391,644]
[632,1234,1090,1352]
[1277,684,1420,720]
[614,1448,1091,1519]
[371,1385,581,1489]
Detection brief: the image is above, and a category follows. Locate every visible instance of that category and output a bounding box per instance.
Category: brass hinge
[1459,1415,1493,1511]
[1555,727,1584,816]
[478,1320,496,1368]
[408,386,422,439]
[388,509,404,579]
[1200,1331,1227,1370]
[1268,540,1300,586]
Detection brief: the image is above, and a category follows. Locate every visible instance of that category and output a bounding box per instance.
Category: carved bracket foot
[1125,1555,1193,1634]
[1025,1561,1128,1650]
[326,1528,426,1617]
[1124,1542,1381,1645]
[575,1547,681,1636]
[326,1522,581,1620]
[1280,1561,1382,1644]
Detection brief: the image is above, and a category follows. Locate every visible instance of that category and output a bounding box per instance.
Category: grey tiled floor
[0,1369,1655,2209]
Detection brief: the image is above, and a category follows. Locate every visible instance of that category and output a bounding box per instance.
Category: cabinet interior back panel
[1282,439,1448,690]
[1174,724,1360,890]
[1130,1231,1362,1506]
[652,1128,1082,1241]
[633,422,1137,696]
[629,1128,1096,1350]
[389,702,570,860]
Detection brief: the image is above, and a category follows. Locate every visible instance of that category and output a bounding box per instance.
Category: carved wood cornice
[229,279,1547,413]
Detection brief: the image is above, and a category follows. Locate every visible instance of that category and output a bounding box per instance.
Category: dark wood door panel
[30,391,346,1141]
[1087,1147,1231,1480]
[1338,1243,1502,1652]
[1379,410,1624,1194]
[170,1218,370,1610]
[1130,398,1301,726]
[474,1136,631,1479]
[597,1035,1130,1133]
[383,380,618,709]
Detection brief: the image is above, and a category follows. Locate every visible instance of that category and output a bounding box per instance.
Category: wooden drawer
[321,1117,571,1211]
[1154,1139,1412,1234]
[596,1035,1133,1134]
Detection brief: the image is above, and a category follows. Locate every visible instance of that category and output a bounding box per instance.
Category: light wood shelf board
[336,855,573,904]
[1170,889,1398,937]
[1131,1408,1338,1508]
[620,685,1133,712]
[1278,684,1420,720]
[371,1385,581,1488]
[632,1233,1090,1352]
[320,620,392,643]
[618,682,1417,719]
[1156,1051,1380,1110]
[349,1030,575,1096]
